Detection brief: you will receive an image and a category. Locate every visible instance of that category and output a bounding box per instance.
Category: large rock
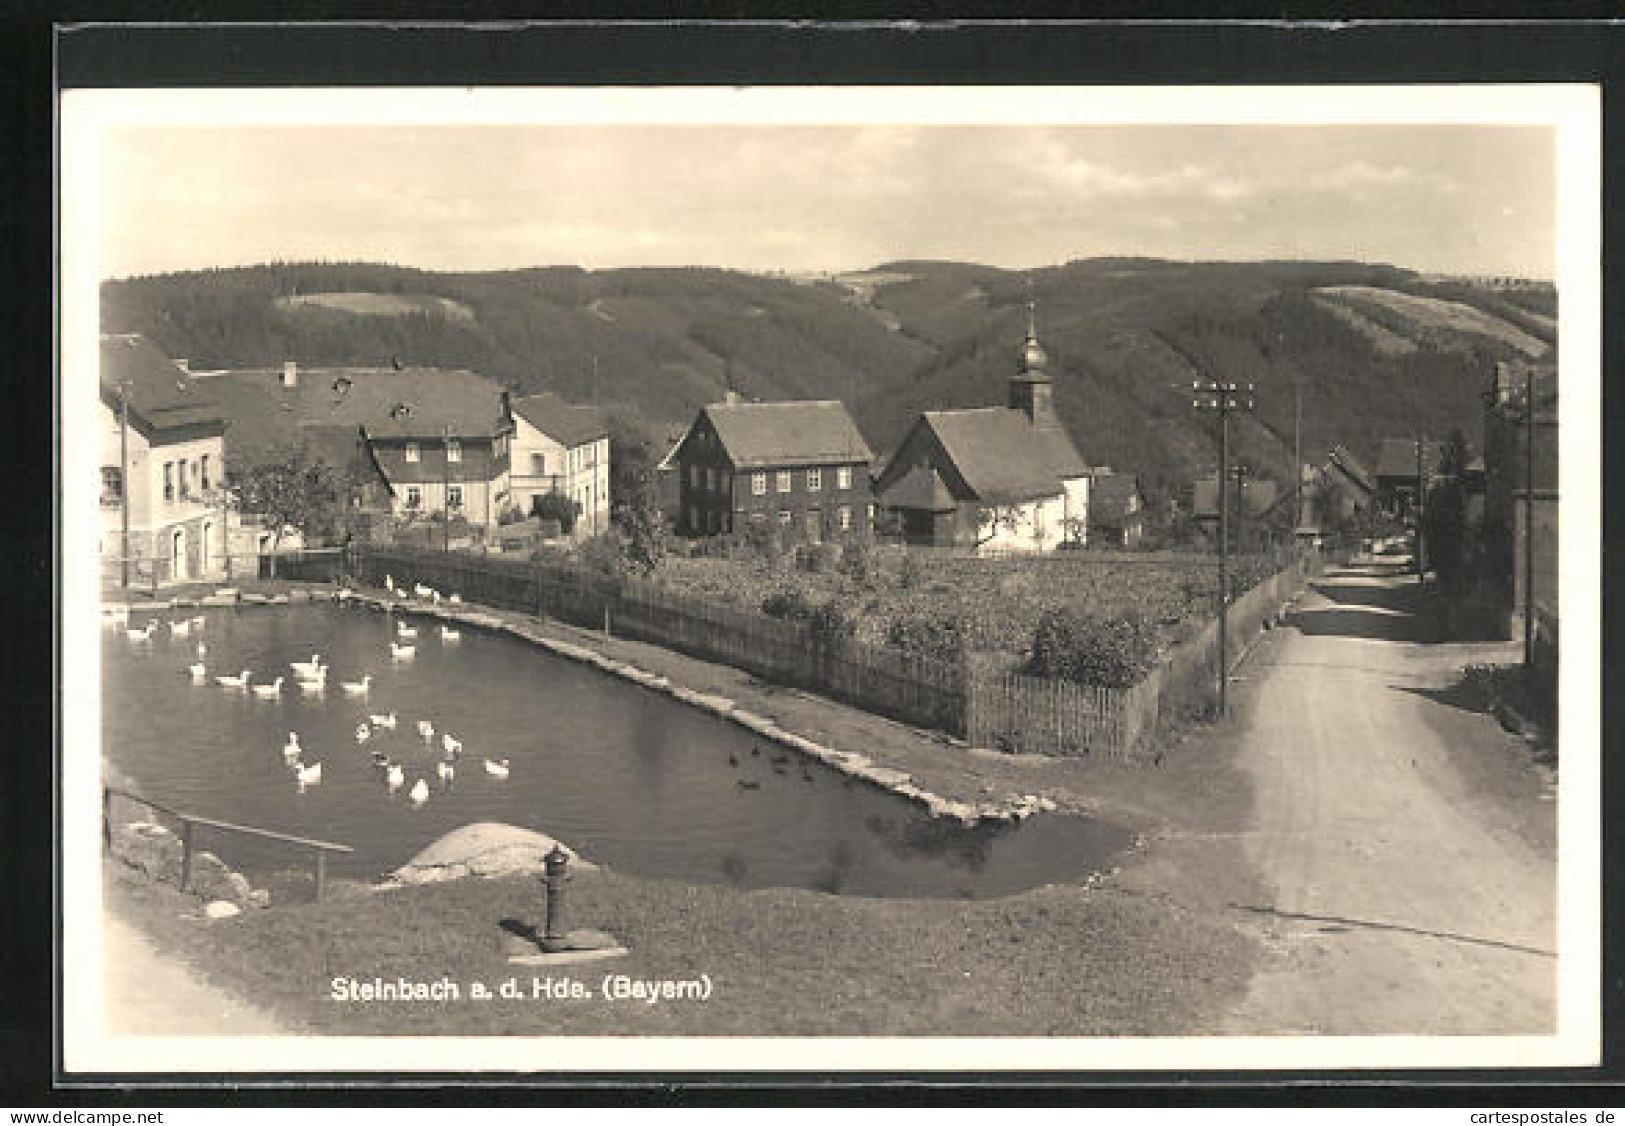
[115,821,183,883]
[203,900,241,920]
[385,822,597,887]
[187,850,255,906]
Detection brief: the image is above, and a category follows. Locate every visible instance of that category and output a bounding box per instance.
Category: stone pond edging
[342,589,1057,827]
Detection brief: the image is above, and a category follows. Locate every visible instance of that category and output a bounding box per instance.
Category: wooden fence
[103,785,353,901]
[965,554,1319,758]
[352,548,966,736]
[352,546,1316,760]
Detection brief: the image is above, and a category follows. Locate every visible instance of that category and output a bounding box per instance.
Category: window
[750,511,766,524]
[690,465,701,489]
[807,468,821,491]
[776,470,792,493]
[447,484,464,510]
[177,459,190,499]
[806,509,822,539]
[838,505,852,531]
[405,442,420,463]
[837,465,852,490]
[532,453,547,474]
[100,467,122,508]
[446,439,462,463]
[752,471,767,496]
[688,506,699,532]
[163,462,174,502]
[778,510,792,525]
[720,470,732,494]
[405,485,422,509]
[200,454,211,491]
[706,467,717,492]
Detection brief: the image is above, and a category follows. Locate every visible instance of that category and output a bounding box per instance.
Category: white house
[508,392,611,536]
[99,334,229,584]
[874,308,1090,552]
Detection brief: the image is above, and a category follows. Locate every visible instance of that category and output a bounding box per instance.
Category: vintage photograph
[59,84,1599,1073]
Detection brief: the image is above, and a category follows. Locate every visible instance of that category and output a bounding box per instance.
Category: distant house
[875,309,1090,552]
[99,334,229,584]
[1089,471,1144,548]
[204,362,514,532]
[1479,359,1558,632]
[508,392,611,536]
[1375,437,1447,518]
[666,394,874,541]
[1292,444,1377,539]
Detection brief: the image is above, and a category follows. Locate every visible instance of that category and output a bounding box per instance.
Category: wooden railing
[102,785,353,901]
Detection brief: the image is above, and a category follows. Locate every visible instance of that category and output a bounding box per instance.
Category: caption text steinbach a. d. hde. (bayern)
[329,974,713,1005]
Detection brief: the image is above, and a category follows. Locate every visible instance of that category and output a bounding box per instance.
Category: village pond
[101,602,1129,899]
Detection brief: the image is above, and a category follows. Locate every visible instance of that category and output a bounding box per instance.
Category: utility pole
[1415,432,1428,578]
[442,423,452,554]
[1192,378,1256,716]
[1293,381,1302,549]
[118,379,131,589]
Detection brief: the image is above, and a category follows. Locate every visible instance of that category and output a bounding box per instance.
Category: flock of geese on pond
[108,578,508,801]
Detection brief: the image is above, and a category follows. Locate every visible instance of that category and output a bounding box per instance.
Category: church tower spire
[1009,297,1058,430]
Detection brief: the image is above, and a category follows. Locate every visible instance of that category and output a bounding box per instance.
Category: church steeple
[1009,298,1058,430]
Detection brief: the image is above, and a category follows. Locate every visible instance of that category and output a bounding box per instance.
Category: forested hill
[101,258,1555,500]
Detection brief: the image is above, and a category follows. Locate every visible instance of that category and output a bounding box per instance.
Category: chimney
[724,389,740,406]
[282,360,298,389]
[500,389,512,417]
[174,358,189,373]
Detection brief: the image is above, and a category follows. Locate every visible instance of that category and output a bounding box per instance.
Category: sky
[96,123,1556,280]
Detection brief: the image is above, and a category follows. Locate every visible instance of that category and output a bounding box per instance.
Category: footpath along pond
[102,601,1130,898]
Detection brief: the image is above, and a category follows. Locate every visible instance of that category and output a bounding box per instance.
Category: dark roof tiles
[701,400,873,469]
[511,392,609,447]
[100,334,224,433]
[921,408,1088,505]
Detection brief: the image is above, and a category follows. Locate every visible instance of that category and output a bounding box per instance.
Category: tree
[604,408,669,576]
[975,504,1027,548]
[229,442,355,576]
[532,489,579,534]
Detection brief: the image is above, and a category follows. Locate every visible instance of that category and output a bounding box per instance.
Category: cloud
[1304,161,1459,196]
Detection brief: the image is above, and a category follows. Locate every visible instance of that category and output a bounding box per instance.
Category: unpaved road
[103,913,284,1035]
[1221,558,1556,1035]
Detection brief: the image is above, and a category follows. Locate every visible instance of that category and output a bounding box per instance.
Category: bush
[838,537,872,581]
[795,541,841,574]
[497,504,527,526]
[761,587,815,621]
[574,531,625,578]
[886,615,965,665]
[532,490,580,534]
[745,519,783,562]
[1026,608,1162,689]
[807,600,856,651]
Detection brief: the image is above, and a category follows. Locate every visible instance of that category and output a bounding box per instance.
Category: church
[874,307,1091,552]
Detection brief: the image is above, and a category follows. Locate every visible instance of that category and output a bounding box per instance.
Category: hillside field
[102,258,1554,499]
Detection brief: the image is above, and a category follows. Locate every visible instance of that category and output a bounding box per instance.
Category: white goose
[167,619,191,639]
[389,641,415,661]
[441,733,462,758]
[340,673,372,697]
[408,777,430,805]
[215,669,252,689]
[430,589,443,605]
[190,615,205,628]
[417,719,435,744]
[368,711,397,730]
[251,676,285,700]
[384,574,396,595]
[355,722,371,744]
[484,758,510,779]
[289,653,324,678]
[126,620,158,643]
[440,625,460,642]
[297,676,326,696]
[396,621,418,640]
[436,760,455,784]
[186,662,207,682]
[195,640,207,658]
[386,763,405,793]
[413,583,432,600]
[283,732,302,762]
[448,593,461,605]
[296,761,322,788]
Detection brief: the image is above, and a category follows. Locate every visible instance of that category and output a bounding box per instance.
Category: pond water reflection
[101,602,1129,899]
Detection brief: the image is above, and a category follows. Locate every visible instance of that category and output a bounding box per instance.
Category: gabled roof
[203,365,509,462]
[697,400,873,469]
[100,334,224,434]
[877,463,957,511]
[919,408,1084,505]
[511,391,609,448]
[1326,444,1376,494]
[1375,437,1447,481]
